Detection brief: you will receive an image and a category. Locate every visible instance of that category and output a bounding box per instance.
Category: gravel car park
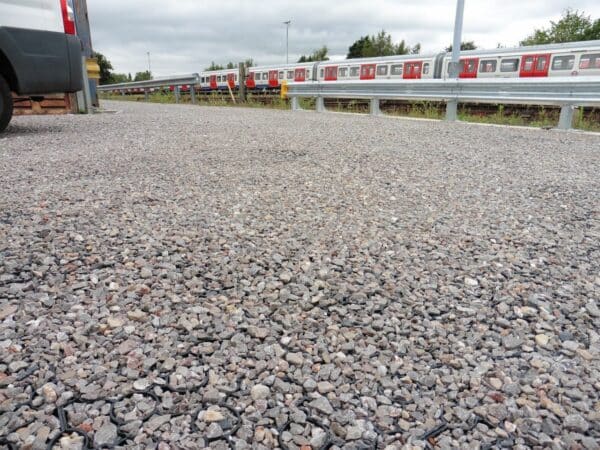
[1,102,599,449]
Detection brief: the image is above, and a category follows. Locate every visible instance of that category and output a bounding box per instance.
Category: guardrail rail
[98,75,600,130]
[287,77,600,130]
[97,74,200,104]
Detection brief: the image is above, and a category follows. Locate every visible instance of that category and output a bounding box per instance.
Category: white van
[0,0,83,132]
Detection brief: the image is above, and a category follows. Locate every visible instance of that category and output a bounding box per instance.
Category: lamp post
[283,20,291,64]
[446,0,465,121]
[147,52,152,74]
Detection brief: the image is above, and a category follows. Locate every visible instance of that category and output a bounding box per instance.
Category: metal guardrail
[287,77,600,130]
[97,74,200,103]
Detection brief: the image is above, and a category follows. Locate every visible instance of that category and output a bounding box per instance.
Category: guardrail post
[144,89,149,102]
[316,96,325,113]
[190,85,196,104]
[557,105,575,130]
[291,96,300,111]
[174,86,180,104]
[239,63,247,103]
[446,100,458,121]
[370,98,380,116]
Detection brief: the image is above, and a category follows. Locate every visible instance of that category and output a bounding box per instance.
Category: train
[198,40,600,92]
[111,40,600,95]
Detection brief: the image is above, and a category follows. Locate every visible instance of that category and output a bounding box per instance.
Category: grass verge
[99,93,600,132]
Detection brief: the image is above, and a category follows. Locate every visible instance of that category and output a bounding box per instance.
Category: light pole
[446,0,465,121]
[283,20,291,64]
[147,51,152,74]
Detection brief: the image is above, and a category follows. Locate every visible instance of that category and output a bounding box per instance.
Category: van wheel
[0,74,14,133]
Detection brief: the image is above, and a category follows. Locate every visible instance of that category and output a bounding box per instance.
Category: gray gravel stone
[309,397,334,415]
[563,414,589,433]
[286,352,304,366]
[94,423,118,447]
[251,384,270,401]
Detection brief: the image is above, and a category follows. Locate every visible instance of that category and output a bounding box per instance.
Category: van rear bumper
[0,27,83,95]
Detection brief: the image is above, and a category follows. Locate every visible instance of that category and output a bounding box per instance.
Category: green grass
[99,93,600,132]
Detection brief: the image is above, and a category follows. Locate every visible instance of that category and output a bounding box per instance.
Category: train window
[422,63,430,75]
[262,73,268,80]
[579,53,600,69]
[279,71,284,79]
[320,69,324,78]
[235,75,238,82]
[350,66,360,77]
[254,73,260,81]
[391,64,403,75]
[536,56,549,71]
[522,56,534,71]
[500,58,519,72]
[552,55,574,70]
[479,60,497,72]
[464,60,476,73]
[339,67,348,77]
[325,67,338,79]
[377,65,388,76]
[287,70,294,79]
[361,65,376,78]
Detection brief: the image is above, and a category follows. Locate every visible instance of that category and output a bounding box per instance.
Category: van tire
[0,74,13,133]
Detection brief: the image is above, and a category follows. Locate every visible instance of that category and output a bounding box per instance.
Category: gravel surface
[1,101,599,449]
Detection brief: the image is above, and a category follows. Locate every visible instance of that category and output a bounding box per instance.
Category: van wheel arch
[0,74,14,132]
[0,49,19,93]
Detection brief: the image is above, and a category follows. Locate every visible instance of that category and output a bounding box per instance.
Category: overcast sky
[88,0,600,77]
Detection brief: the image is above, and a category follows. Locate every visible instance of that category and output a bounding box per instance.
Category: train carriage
[245,62,315,90]
[316,53,441,83]
[441,40,600,79]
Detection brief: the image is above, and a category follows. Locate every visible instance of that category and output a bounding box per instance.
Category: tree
[110,73,130,83]
[244,58,254,68]
[445,41,477,52]
[134,71,152,81]
[298,46,329,63]
[347,36,371,58]
[520,9,600,45]
[347,30,420,58]
[226,62,236,69]
[93,52,114,85]
[206,62,225,71]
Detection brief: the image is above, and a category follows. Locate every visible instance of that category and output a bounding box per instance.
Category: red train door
[324,66,338,81]
[294,68,306,82]
[520,54,551,77]
[403,61,423,79]
[246,73,256,89]
[268,70,279,88]
[459,58,479,78]
[360,64,376,80]
[227,73,235,89]
[210,75,217,89]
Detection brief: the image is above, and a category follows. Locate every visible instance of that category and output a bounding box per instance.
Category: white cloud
[87,0,600,76]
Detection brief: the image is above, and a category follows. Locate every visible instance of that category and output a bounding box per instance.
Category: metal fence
[98,75,600,130]
[287,77,600,130]
[97,74,200,104]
